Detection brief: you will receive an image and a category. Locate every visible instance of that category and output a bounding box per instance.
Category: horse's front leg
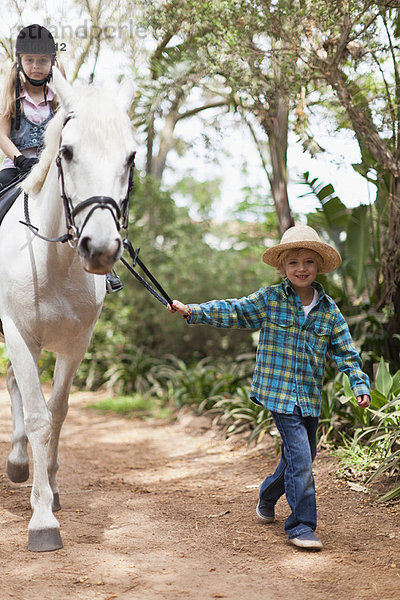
[47,350,88,512]
[2,318,62,552]
[6,362,30,483]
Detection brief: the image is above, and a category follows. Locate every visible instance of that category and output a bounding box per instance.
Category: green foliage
[318,363,373,447]
[300,172,378,303]
[0,345,9,376]
[75,339,163,394]
[83,351,274,443]
[150,355,274,443]
[73,174,272,392]
[86,393,173,420]
[334,432,384,479]
[171,176,222,220]
[148,354,254,411]
[334,359,400,501]
[209,387,273,444]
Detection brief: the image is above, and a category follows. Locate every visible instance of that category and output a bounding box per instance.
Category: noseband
[21,111,135,246]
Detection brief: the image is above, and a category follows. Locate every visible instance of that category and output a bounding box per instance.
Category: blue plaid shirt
[187,281,370,417]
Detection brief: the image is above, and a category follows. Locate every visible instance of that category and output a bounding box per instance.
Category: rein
[22,191,72,243]
[121,240,173,308]
[19,112,172,308]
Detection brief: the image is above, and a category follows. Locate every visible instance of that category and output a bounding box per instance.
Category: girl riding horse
[0,24,123,292]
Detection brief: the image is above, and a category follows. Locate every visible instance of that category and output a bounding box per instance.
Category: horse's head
[51,68,136,274]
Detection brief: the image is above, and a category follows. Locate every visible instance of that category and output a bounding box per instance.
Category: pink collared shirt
[2,87,55,169]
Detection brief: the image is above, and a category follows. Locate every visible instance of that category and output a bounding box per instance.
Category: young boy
[167,224,370,550]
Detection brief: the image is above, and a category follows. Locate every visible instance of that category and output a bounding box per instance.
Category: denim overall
[0,109,54,189]
[10,108,53,152]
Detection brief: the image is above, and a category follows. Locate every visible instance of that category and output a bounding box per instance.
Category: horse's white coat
[0,68,136,550]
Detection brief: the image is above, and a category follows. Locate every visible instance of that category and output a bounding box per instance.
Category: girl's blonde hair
[276,248,324,278]
[1,58,65,119]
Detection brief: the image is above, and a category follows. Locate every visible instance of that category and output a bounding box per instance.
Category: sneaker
[106,273,124,293]
[289,531,323,550]
[256,500,275,523]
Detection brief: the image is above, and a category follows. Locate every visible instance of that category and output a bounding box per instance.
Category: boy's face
[284,250,318,292]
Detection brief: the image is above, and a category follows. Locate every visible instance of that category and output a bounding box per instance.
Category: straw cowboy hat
[262,224,342,274]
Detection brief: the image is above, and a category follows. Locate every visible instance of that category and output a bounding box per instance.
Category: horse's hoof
[52,493,61,512]
[28,528,63,552]
[7,460,29,483]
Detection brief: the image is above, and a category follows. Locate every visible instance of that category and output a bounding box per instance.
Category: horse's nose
[78,236,122,274]
[79,235,91,259]
[79,235,121,258]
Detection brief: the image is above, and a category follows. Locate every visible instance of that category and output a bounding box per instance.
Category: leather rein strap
[120,239,173,308]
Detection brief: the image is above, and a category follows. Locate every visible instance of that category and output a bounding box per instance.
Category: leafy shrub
[148,354,254,410]
[318,362,373,446]
[208,387,273,443]
[334,358,400,500]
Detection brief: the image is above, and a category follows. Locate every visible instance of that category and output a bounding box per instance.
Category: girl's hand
[167,300,189,317]
[357,394,370,408]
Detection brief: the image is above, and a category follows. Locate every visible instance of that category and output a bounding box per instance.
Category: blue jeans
[259,405,319,539]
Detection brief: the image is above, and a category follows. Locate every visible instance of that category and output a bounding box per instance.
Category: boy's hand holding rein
[167,300,189,316]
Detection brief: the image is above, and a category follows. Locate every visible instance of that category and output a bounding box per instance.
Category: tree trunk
[320,61,400,364]
[152,112,177,180]
[383,177,400,367]
[260,97,294,235]
[322,62,400,305]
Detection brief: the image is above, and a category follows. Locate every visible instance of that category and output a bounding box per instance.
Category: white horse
[0,68,136,552]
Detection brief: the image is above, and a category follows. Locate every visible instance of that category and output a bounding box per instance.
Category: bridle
[21,112,136,246]
[20,111,172,308]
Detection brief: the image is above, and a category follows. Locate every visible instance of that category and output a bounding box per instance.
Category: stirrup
[106,272,124,293]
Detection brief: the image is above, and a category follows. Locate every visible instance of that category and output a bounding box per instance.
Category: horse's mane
[23,85,131,196]
[23,108,66,195]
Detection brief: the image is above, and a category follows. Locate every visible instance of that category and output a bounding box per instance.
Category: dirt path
[0,379,399,600]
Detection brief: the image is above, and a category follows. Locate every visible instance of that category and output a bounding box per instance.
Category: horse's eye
[61,145,74,161]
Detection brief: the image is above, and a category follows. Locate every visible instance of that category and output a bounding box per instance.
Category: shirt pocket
[267,314,295,346]
[304,322,331,357]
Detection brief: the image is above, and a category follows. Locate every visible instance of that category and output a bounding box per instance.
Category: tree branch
[325,62,400,177]
[176,101,227,122]
[379,8,400,154]
[369,47,396,146]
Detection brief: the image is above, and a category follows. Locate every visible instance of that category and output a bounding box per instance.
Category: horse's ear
[51,67,74,111]
[117,77,135,113]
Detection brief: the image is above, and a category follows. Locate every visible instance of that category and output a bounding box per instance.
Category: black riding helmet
[15,24,56,130]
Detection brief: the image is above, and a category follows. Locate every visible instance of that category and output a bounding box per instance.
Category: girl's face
[284,250,318,292]
[20,54,52,81]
